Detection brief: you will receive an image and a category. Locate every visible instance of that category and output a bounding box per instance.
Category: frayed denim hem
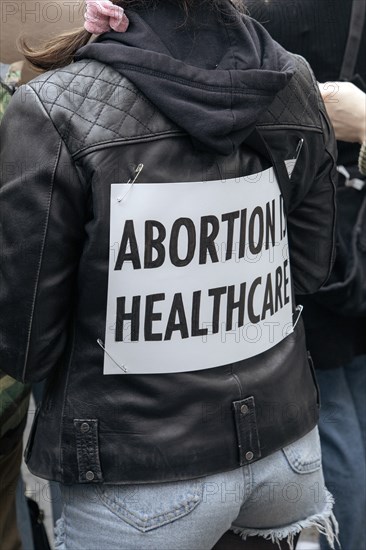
[231,489,339,550]
[54,517,66,550]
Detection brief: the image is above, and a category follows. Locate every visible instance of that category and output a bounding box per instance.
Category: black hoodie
[76,1,295,155]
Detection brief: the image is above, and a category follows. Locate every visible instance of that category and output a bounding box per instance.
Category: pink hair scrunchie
[84,0,129,35]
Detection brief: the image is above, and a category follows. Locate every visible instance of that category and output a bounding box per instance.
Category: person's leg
[213,530,300,549]
[317,361,366,550]
[16,475,35,550]
[344,355,366,445]
[0,439,23,550]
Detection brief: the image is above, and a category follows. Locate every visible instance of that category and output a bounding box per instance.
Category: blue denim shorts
[54,427,338,549]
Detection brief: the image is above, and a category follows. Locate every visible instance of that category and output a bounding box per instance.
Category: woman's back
[0,1,339,547]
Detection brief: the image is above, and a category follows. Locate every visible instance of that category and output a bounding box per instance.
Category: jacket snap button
[245,451,254,461]
[86,470,95,481]
[240,404,249,415]
[80,422,90,433]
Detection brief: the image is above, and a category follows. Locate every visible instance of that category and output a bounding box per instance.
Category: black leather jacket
[0,53,336,483]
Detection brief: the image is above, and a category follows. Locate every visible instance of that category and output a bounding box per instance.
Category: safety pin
[117,163,144,203]
[97,339,128,373]
[285,139,304,178]
[292,304,303,330]
[294,139,304,161]
[129,163,144,184]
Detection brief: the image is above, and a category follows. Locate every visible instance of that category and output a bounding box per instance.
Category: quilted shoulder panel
[257,55,323,130]
[28,60,180,157]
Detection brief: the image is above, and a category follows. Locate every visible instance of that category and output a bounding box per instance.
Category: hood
[76,1,295,155]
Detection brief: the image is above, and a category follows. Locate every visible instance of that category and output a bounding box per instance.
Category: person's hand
[318,81,366,144]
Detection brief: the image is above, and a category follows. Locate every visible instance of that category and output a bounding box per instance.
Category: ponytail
[19,27,92,73]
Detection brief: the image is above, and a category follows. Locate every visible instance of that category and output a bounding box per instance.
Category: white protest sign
[103,167,293,374]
